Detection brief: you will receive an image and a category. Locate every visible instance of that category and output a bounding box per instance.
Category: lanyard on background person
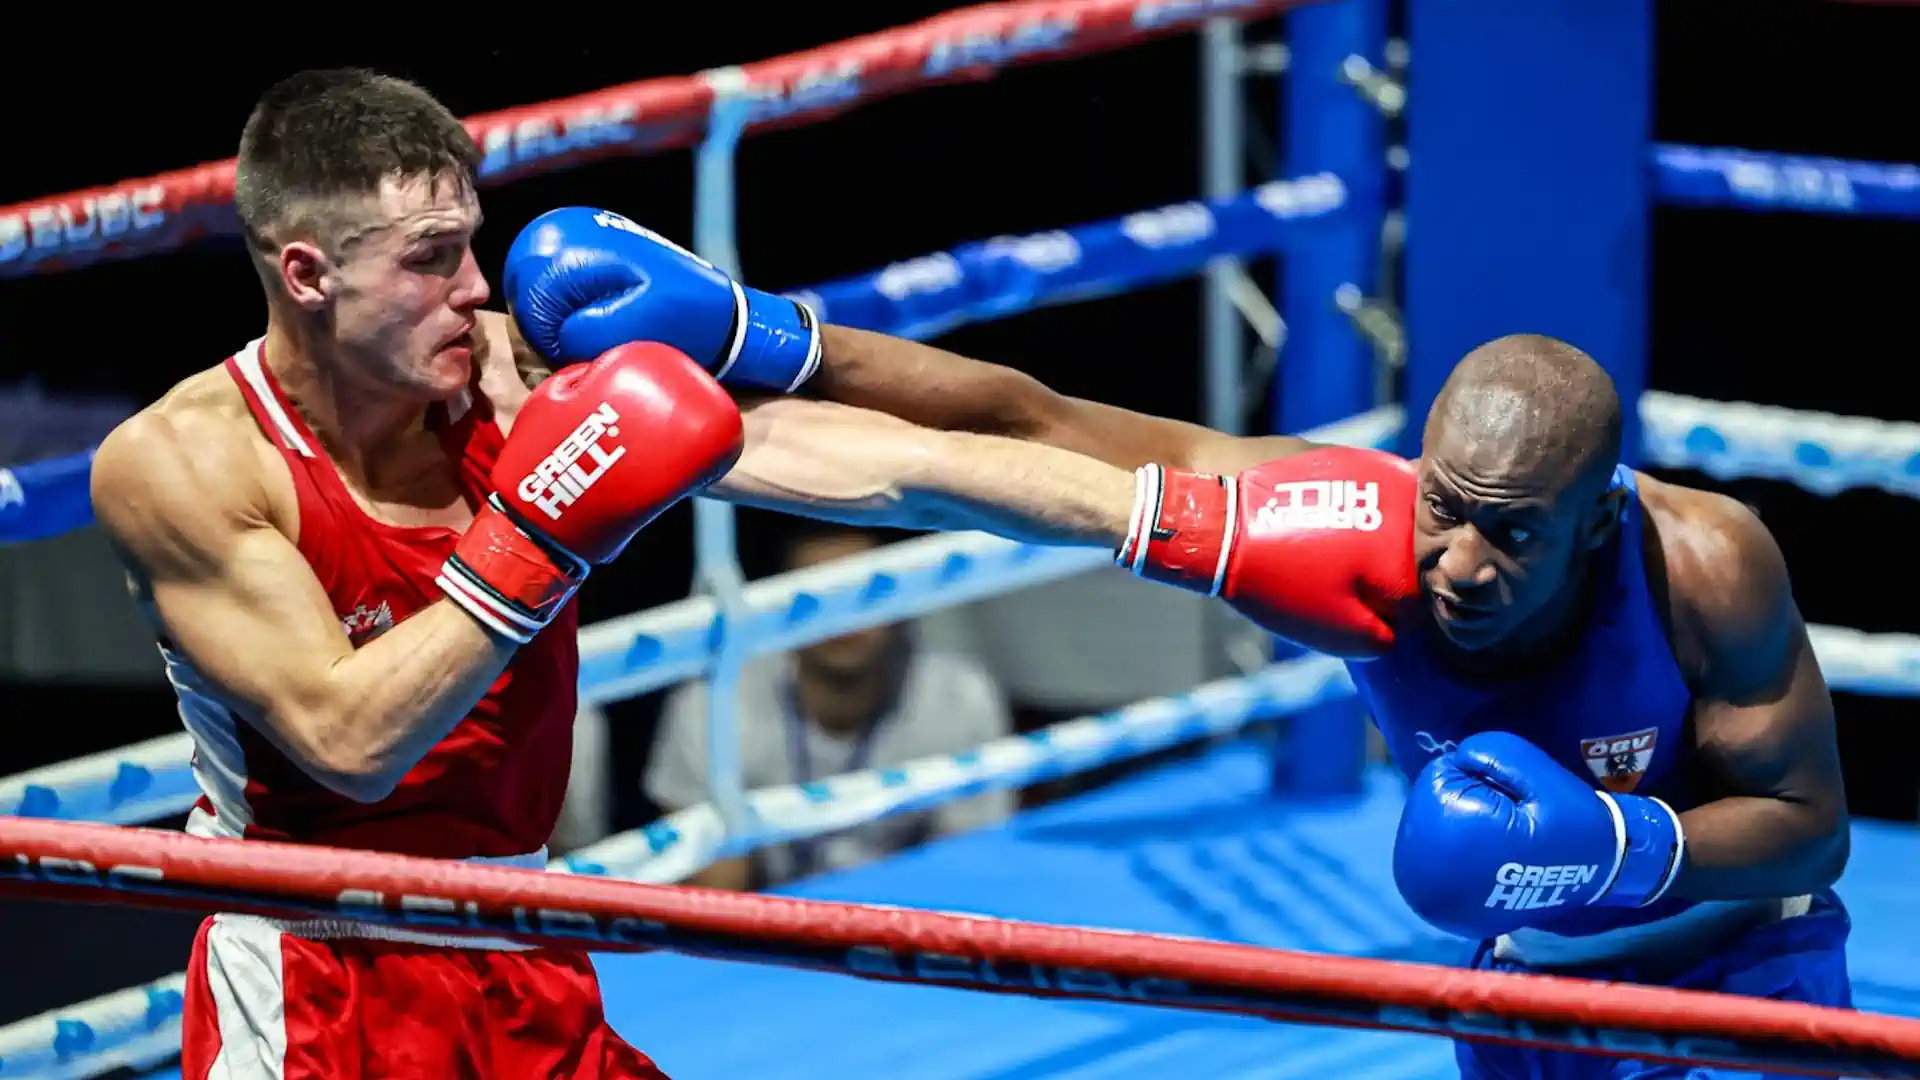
[779,676,887,879]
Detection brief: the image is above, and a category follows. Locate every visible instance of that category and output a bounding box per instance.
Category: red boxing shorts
[180,912,670,1079]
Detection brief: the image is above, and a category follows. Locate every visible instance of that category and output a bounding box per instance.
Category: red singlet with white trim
[166,338,578,859]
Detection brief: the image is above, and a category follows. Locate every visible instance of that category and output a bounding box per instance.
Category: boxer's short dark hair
[235,68,480,255]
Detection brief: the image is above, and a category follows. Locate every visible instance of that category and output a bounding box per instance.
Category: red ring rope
[2,816,1916,1078]
[0,0,1317,278]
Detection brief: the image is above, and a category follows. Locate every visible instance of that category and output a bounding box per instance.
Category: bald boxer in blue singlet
[1351,348,1852,1079]
[830,333,1854,1080]
[503,212,1852,1080]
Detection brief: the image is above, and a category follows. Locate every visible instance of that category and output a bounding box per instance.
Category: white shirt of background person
[644,526,1017,890]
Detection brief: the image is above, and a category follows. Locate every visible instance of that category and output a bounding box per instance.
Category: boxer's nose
[1436,526,1501,598]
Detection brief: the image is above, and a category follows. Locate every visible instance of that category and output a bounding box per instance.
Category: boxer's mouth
[1433,593,1495,623]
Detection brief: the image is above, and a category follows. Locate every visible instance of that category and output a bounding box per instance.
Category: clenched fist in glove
[504,207,820,393]
[1393,731,1686,940]
[437,342,744,643]
[1116,446,1421,658]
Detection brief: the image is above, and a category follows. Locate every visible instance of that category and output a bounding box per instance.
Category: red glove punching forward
[438,342,745,643]
[1116,446,1420,658]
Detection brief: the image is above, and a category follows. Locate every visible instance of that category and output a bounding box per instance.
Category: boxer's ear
[280,240,332,311]
[1579,486,1627,551]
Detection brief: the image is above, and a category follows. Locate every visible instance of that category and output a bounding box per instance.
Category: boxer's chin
[418,339,474,395]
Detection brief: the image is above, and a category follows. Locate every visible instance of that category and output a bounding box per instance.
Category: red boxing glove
[438,342,745,643]
[1116,446,1419,658]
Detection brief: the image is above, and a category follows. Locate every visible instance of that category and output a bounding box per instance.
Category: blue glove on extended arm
[1392,731,1685,940]
[504,207,821,393]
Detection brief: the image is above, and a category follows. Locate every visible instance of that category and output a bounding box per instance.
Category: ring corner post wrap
[1277,0,1388,438]
[1270,0,1390,800]
[1402,0,1654,465]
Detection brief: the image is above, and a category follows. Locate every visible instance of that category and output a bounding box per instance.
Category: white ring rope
[0,976,186,1080]
[1805,624,1920,699]
[559,653,1356,883]
[1642,389,1920,498]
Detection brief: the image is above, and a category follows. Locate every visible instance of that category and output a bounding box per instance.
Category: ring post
[1267,0,1389,800]
[1276,0,1388,436]
[692,69,756,836]
[1201,17,1248,435]
[1402,0,1653,463]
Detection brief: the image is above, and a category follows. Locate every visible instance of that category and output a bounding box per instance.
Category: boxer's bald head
[1425,334,1623,499]
[1414,335,1628,656]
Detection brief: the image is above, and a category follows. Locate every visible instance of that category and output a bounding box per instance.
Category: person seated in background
[645,523,1017,890]
[549,698,617,854]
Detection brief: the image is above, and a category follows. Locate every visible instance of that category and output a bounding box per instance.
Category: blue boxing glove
[1392,731,1685,940]
[504,207,821,392]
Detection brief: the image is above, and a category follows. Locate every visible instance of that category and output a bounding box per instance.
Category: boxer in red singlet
[87,70,749,1080]
[88,70,1135,1080]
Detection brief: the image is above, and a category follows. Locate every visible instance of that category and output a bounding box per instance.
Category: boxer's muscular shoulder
[1637,472,1794,683]
[92,366,293,571]
[1639,474,1787,613]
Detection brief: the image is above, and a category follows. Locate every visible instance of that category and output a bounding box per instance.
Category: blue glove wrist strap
[718,287,821,392]
[1596,791,1685,908]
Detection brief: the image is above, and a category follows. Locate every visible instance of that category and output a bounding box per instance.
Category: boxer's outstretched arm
[1662,491,1849,900]
[499,312,1133,541]
[711,396,1134,547]
[92,410,516,804]
[813,326,1316,475]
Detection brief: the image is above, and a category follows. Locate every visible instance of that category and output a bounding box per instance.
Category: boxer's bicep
[93,413,352,763]
[1669,493,1847,894]
[1043,397,1321,474]
[814,324,1304,472]
[1684,500,1840,803]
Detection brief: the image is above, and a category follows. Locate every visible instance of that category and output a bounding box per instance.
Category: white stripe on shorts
[204,914,289,1080]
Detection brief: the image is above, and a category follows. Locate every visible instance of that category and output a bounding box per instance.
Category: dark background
[1,0,1916,1028]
